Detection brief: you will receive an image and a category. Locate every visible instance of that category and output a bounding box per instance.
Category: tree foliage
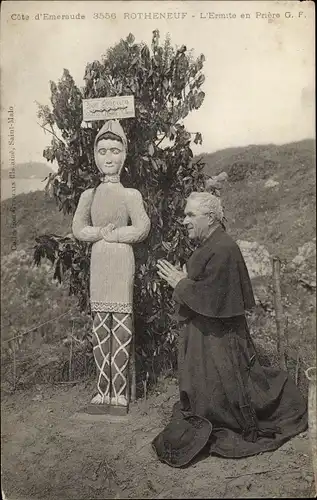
[34,31,207,379]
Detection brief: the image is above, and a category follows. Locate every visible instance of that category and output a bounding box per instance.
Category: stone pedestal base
[79,403,129,416]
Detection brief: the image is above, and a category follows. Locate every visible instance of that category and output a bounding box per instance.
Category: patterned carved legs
[111,313,133,405]
[91,312,111,403]
[91,312,133,407]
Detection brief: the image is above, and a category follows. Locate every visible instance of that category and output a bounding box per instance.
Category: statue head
[94,120,127,180]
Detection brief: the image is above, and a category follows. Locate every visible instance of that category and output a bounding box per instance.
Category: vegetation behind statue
[34,31,206,380]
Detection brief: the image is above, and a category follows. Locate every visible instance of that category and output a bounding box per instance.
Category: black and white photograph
[1,1,316,498]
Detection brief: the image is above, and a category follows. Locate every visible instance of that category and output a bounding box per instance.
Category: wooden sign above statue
[82,96,135,121]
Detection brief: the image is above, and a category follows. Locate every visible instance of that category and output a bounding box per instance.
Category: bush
[34,31,207,382]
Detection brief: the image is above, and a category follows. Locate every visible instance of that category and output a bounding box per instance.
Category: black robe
[171,226,307,458]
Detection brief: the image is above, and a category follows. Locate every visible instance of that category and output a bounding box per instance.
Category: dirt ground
[1,378,315,500]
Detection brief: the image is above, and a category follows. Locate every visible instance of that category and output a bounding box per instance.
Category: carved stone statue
[72,120,151,412]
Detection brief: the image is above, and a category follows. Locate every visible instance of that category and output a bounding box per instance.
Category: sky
[1,0,315,170]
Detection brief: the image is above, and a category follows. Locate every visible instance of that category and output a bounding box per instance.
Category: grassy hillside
[201,139,314,173]
[201,139,316,260]
[1,191,72,258]
[1,139,315,390]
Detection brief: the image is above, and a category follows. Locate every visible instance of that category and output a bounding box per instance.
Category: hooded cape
[173,226,256,319]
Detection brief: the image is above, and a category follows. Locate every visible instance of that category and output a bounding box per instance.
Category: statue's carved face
[96,138,125,176]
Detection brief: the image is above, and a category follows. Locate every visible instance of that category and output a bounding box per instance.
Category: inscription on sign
[83,96,135,121]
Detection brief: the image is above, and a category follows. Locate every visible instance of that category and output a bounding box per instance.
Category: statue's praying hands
[100,223,117,242]
[156,259,187,289]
